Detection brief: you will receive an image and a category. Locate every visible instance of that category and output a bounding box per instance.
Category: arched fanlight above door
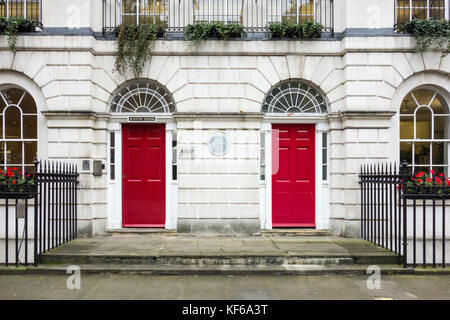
[261,81,328,115]
[109,80,176,114]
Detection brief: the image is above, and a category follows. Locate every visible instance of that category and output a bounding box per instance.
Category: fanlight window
[0,86,38,173]
[262,81,328,114]
[400,88,450,175]
[109,80,176,114]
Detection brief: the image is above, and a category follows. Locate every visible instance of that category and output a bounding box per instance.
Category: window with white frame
[0,86,38,173]
[322,132,328,181]
[267,0,315,24]
[172,132,177,181]
[399,88,450,175]
[260,132,265,181]
[193,0,243,23]
[121,0,168,26]
[396,0,448,25]
[109,132,116,181]
[0,0,41,20]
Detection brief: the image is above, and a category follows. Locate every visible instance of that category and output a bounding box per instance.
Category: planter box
[0,192,36,200]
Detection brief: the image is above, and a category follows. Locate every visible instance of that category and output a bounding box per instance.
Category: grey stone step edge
[0,264,418,276]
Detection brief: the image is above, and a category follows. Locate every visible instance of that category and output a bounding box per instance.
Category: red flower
[12,167,17,171]
[439,173,444,177]
[416,172,425,178]
[12,180,16,184]
[430,170,436,175]
[417,179,423,183]
[426,177,433,183]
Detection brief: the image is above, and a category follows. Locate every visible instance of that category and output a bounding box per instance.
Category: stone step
[39,251,399,266]
[261,229,332,237]
[0,264,415,276]
[106,228,177,236]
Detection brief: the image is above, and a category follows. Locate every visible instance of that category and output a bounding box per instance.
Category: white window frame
[0,87,38,174]
[395,0,449,24]
[267,0,316,24]
[121,0,168,25]
[399,88,450,174]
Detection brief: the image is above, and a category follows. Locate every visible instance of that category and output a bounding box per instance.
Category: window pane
[5,106,21,139]
[0,95,5,114]
[110,132,115,148]
[434,116,447,139]
[24,141,37,164]
[322,165,327,181]
[414,142,430,165]
[400,142,413,163]
[0,143,4,165]
[6,141,22,165]
[412,89,435,106]
[23,115,37,139]
[400,93,415,114]
[19,93,37,114]
[415,107,432,139]
[400,116,414,139]
[110,149,115,164]
[2,88,24,105]
[432,142,445,166]
[110,165,115,180]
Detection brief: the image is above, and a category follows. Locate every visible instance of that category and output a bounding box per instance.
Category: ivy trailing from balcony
[184,22,243,48]
[114,24,163,77]
[0,17,40,54]
[398,19,450,56]
[269,20,323,39]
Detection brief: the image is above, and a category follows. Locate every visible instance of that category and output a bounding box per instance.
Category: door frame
[107,117,178,230]
[260,117,330,230]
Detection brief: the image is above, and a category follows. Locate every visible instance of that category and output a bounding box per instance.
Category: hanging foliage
[114,24,161,77]
[398,19,450,56]
[0,17,39,54]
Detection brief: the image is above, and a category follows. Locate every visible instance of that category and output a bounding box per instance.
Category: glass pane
[0,115,2,139]
[432,142,445,166]
[110,149,115,164]
[400,116,414,139]
[322,165,327,181]
[110,165,115,180]
[434,116,447,139]
[415,107,432,139]
[0,143,4,165]
[24,141,37,164]
[123,0,137,14]
[2,88,25,105]
[110,132,115,148]
[19,92,37,114]
[322,149,327,165]
[400,142,413,164]
[412,89,435,106]
[5,106,21,139]
[23,115,37,139]
[414,142,430,165]
[6,141,22,165]
[0,94,6,114]
[430,94,447,114]
[400,93,415,114]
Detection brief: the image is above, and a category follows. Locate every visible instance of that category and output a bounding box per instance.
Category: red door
[122,124,165,227]
[272,124,315,227]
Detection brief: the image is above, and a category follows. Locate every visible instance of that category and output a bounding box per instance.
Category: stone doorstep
[0,264,417,276]
[261,229,332,237]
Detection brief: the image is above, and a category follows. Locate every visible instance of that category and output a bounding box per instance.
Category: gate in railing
[360,161,449,268]
[0,160,79,266]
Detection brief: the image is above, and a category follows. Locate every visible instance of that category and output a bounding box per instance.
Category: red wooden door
[272,124,315,227]
[122,124,165,227]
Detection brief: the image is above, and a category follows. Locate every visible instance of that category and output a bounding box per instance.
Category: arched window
[400,88,450,174]
[0,86,38,173]
[109,80,176,114]
[262,81,328,115]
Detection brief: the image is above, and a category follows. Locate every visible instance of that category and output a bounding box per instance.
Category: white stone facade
[0,0,449,237]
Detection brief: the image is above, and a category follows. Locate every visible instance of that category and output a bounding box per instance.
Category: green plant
[214,22,243,40]
[184,22,215,47]
[269,20,323,39]
[398,19,450,55]
[184,22,243,47]
[114,24,160,77]
[0,17,39,54]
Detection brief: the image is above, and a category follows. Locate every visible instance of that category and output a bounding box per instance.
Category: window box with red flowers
[404,170,450,198]
[0,167,37,199]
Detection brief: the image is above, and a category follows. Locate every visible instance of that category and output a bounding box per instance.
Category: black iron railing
[0,0,42,22]
[102,0,334,35]
[1,159,79,266]
[360,161,449,268]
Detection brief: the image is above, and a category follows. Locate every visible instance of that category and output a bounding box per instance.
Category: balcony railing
[102,0,334,36]
[0,0,41,22]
